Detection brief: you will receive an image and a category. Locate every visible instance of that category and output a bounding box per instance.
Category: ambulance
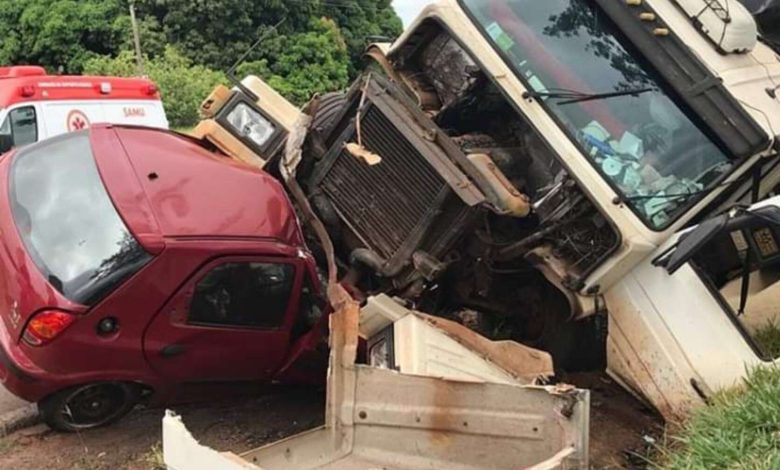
[0,65,168,154]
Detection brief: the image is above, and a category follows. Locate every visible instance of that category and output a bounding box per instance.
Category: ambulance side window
[0,106,38,153]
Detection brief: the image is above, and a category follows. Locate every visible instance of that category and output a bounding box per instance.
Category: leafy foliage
[129,0,401,75]
[84,47,226,128]
[0,0,127,72]
[238,18,350,105]
[321,0,402,74]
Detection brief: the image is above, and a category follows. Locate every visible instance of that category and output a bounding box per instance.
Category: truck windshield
[9,133,152,306]
[461,0,734,229]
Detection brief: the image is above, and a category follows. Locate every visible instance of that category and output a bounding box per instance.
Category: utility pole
[129,1,145,76]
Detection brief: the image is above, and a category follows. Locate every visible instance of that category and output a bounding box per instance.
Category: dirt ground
[0,374,662,470]
[573,373,664,469]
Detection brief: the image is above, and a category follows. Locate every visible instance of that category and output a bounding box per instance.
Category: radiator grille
[319,105,449,261]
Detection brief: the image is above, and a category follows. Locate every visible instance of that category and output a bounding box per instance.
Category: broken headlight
[216,93,286,159]
[225,102,275,147]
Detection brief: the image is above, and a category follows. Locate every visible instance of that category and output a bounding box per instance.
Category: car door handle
[160,344,187,358]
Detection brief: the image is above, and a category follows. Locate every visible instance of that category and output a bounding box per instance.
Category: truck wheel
[301,92,347,181]
[311,92,347,138]
[39,382,141,432]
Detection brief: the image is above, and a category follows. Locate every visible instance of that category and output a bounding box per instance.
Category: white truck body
[164,293,590,470]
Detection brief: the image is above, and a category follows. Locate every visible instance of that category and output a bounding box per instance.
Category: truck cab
[0,66,168,154]
[194,0,780,421]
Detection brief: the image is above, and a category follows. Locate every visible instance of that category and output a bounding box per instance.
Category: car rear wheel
[39,382,141,432]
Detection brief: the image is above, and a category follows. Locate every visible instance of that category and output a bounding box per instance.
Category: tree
[321,0,403,75]
[131,0,321,71]
[0,0,128,72]
[131,0,401,75]
[238,18,351,105]
[84,46,226,128]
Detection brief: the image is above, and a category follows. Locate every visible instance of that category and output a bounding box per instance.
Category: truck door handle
[160,344,187,358]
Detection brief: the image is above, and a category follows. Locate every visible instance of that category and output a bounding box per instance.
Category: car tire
[39,382,141,432]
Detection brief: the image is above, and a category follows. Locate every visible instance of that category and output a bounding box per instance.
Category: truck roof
[92,125,304,247]
[0,66,161,107]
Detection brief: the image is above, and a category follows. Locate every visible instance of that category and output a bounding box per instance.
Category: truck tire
[311,92,347,138]
[300,92,348,181]
[39,382,141,432]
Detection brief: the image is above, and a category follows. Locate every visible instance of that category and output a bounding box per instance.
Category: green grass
[755,321,780,359]
[654,367,780,469]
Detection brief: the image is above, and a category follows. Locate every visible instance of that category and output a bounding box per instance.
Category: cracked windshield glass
[462,0,734,229]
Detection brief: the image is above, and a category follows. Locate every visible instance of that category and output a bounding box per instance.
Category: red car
[0,125,327,431]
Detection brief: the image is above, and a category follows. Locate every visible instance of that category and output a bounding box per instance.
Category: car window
[10,132,152,306]
[189,262,295,329]
[0,107,38,153]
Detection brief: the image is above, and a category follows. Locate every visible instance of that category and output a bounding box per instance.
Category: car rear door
[143,255,305,383]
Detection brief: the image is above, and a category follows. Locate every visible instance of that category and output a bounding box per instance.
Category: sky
[393,0,435,25]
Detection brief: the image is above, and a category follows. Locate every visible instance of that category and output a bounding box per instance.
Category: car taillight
[23,310,76,346]
[143,84,158,96]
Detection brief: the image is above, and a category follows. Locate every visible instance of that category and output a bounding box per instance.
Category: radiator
[310,75,483,277]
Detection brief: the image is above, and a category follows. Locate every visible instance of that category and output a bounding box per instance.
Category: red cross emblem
[66,110,90,132]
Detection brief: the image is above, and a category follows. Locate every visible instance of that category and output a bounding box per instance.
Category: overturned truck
[168,0,780,467]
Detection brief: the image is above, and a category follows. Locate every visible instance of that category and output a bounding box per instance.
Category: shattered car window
[462,0,734,229]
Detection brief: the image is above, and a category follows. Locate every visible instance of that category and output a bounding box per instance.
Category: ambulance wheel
[39,382,140,432]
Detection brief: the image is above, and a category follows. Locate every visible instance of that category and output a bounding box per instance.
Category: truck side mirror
[659,206,780,274]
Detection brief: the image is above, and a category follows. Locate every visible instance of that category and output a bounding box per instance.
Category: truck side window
[0,107,38,153]
[189,262,295,329]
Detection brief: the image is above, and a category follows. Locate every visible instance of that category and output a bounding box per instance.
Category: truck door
[143,256,305,383]
[605,202,780,419]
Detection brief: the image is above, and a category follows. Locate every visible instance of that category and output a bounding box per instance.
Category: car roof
[91,125,303,247]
